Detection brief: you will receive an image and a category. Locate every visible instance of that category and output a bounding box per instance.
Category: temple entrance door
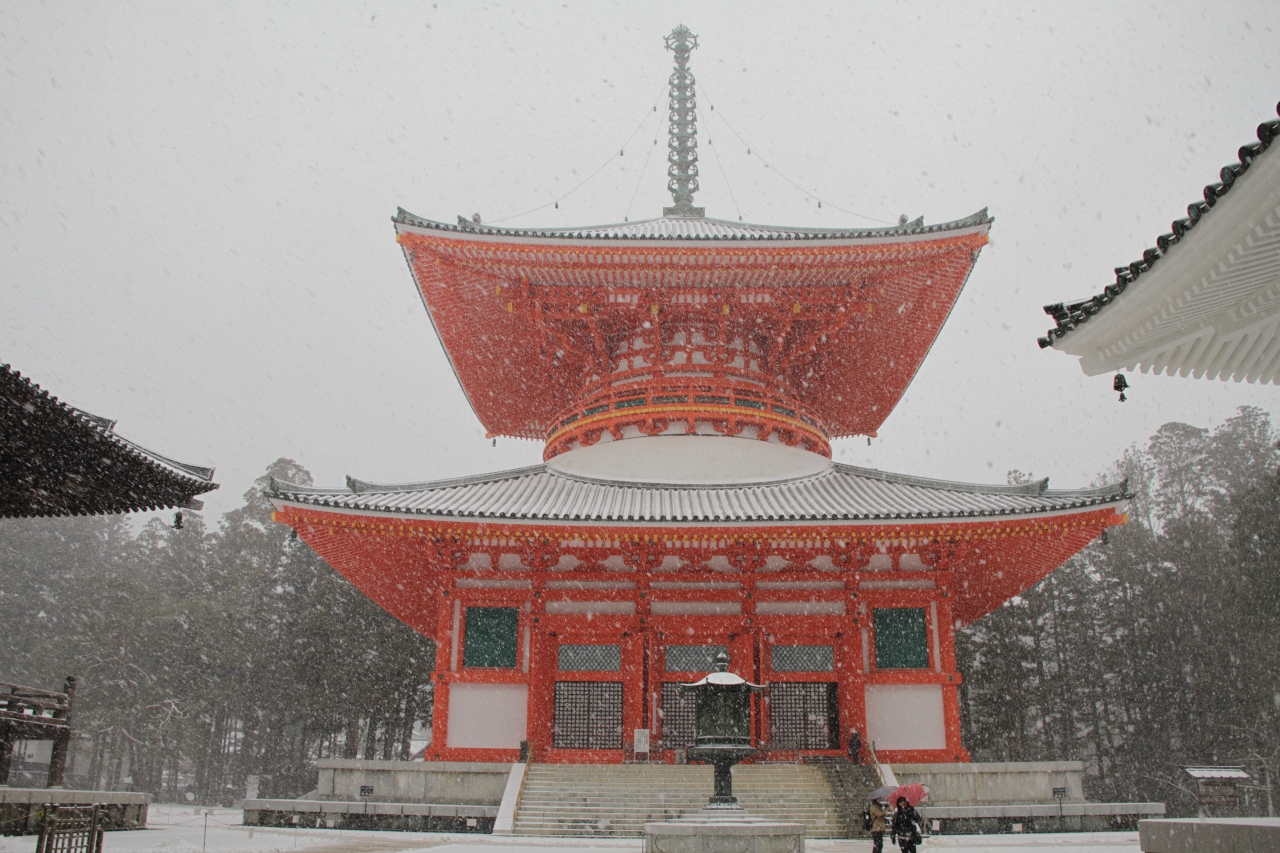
[768,682,839,750]
[553,681,623,749]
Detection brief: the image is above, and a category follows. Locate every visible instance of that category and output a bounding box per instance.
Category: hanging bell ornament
[1113,373,1129,402]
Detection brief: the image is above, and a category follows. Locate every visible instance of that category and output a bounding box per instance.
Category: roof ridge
[832,463,1052,495]
[339,464,550,494]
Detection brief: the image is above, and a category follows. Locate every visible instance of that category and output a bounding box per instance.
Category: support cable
[697,106,744,221]
[489,87,668,225]
[623,132,660,223]
[698,82,890,225]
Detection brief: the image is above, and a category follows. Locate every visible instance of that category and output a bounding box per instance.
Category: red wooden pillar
[621,631,646,753]
[935,594,968,760]
[526,622,554,760]
[429,591,456,759]
[835,630,865,748]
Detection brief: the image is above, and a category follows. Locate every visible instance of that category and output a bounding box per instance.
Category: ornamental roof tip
[392,206,992,243]
[1039,101,1280,349]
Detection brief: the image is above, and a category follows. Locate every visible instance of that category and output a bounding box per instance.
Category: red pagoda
[271,27,1126,766]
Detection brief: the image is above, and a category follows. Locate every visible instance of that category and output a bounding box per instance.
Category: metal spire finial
[663,25,704,218]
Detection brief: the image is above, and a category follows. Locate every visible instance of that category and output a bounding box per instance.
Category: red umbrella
[890,783,929,806]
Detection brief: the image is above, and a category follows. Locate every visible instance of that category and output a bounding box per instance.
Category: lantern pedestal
[688,743,757,806]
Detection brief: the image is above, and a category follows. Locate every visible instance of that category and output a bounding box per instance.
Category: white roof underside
[1053,136,1280,382]
[270,464,1125,524]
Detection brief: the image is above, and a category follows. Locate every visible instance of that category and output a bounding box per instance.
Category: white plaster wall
[756,601,846,615]
[446,684,528,749]
[547,435,830,485]
[544,600,636,615]
[650,600,741,615]
[865,684,946,751]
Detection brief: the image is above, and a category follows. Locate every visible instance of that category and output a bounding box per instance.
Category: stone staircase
[811,757,883,838]
[512,763,851,837]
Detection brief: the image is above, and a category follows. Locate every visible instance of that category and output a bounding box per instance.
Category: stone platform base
[1140,817,1280,852]
[243,798,496,834]
[645,808,804,853]
[0,789,150,836]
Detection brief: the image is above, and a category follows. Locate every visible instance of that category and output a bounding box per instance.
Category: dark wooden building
[2,362,217,518]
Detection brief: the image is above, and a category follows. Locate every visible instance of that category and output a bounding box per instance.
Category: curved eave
[1040,104,1280,371]
[268,466,1128,526]
[2,362,219,518]
[394,207,992,249]
[270,496,1128,526]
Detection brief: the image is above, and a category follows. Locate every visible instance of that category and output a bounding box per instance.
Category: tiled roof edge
[392,207,992,242]
[2,362,217,488]
[833,462,1050,495]
[270,464,1128,509]
[269,466,550,498]
[1039,102,1280,349]
[834,463,1126,500]
[346,465,549,493]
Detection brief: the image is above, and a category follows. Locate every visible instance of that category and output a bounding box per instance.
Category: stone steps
[512,764,850,838]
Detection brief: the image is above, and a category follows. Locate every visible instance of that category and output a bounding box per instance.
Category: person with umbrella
[868,794,888,853]
[891,790,925,853]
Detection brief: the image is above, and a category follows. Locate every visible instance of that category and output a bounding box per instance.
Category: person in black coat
[847,728,863,763]
[891,797,923,853]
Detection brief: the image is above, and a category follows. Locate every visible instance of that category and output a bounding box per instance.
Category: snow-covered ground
[0,805,1142,853]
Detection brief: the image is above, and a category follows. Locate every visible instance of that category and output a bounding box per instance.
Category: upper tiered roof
[396,207,991,447]
[394,27,991,452]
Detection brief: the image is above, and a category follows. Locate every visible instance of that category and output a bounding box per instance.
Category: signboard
[633,728,650,754]
[1052,787,1067,799]
[1196,780,1240,807]
[1184,767,1249,809]
[359,785,374,798]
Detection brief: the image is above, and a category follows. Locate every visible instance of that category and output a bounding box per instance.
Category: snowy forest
[2,408,1278,814]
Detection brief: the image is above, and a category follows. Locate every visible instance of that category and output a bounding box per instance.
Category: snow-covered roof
[1184,767,1251,779]
[269,463,1125,524]
[1041,102,1280,383]
[394,208,991,243]
[2,362,218,518]
[681,671,764,689]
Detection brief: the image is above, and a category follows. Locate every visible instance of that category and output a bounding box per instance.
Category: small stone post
[45,676,77,789]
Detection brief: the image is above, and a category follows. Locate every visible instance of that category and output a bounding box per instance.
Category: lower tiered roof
[270,463,1126,524]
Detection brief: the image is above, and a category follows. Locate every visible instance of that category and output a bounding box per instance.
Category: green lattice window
[463,607,519,669]
[873,608,928,669]
[665,645,727,672]
[558,644,621,672]
[772,644,835,672]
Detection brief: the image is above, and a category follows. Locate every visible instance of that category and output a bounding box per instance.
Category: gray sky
[3,1,1278,521]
